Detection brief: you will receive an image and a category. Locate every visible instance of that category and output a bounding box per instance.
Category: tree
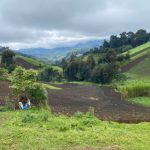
[1,49,15,72]
[64,60,90,81]
[10,67,48,106]
[87,55,96,70]
[103,40,110,48]
[38,67,62,82]
[104,49,117,63]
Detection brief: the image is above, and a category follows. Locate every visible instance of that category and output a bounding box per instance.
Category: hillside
[121,42,150,72]
[18,40,102,62]
[125,57,150,79]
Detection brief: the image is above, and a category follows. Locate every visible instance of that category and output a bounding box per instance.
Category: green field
[15,55,46,67]
[128,97,150,107]
[0,108,150,150]
[125,57,150,79]
[123,41,150,56]
[15,55,63,72]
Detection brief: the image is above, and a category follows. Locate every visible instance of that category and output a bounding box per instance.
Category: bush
[27,83,48,106]
[11,67,48,107]
[0,67,8,80]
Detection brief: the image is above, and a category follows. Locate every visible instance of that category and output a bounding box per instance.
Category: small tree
[1,49,15,72]
[10,67,48,106]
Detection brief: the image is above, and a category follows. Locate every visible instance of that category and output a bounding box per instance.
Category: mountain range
[18,40,103,62]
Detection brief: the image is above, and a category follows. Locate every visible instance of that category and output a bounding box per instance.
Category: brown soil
[121,55,147,73]
[15,58,38,69]
[48,84,150,123]
[1,81,150,123]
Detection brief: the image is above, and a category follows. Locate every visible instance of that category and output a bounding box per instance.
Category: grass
[42,83,62,90]
[131,50,150,60]
[15,55,45,67]
[117,80,150,98]
[123,41,150,56]
[0,108,150,150]
[125,57,150,80]
[128,97,150,107]
[16,55,63,72]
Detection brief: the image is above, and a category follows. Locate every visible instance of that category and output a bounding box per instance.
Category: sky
[0,0,150,50]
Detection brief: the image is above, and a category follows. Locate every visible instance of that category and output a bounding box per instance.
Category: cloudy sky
[0,0,150,50]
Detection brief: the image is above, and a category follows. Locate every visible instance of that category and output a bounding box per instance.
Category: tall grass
[117,80,150,98]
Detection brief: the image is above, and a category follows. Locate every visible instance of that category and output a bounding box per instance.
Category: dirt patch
[48,84,150,123]
[121,55,147,73]
[15,58,38,69]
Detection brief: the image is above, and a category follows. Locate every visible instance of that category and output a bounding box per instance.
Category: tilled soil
[0,81,150,123]
[48,84,150,123]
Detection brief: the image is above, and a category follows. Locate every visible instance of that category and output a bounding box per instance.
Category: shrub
[27,83,48,106]
[0,67,8,80]
[11,67,48,107]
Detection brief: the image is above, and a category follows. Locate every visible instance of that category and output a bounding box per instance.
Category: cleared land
[1,81,150,123]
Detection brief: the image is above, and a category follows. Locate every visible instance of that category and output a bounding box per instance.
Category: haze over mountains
[18,40,103,62]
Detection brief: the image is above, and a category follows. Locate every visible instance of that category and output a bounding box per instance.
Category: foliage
[10,66,48,106]
[91,63,118,84]
[27,83,48,106]
[38,67,62,82]
[64,59,90,81]
[0,67,8,80]
[1,48,16,72]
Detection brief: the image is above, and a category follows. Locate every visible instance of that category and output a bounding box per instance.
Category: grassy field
[128,97,150,107]
[15,55,45,67]
[16,55,63,72]
[125,57,150,80]
[0,108,150,150]
[123,41,150,56]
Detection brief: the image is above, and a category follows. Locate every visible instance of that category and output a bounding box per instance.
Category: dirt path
[48,84,150,123]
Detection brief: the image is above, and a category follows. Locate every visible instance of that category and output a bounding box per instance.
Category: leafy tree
[103,40,110,48]
[104,49,117,63]
[87,55,96,69]
[64,60,90,81]
[1,49,15,72]
[10,67,48,106]
[38,67,62,82]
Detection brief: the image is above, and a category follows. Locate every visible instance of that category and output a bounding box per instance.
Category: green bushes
[27,83,48,106]
[0,68,8,80]
[10,66,48,107]
[117,80,150,98]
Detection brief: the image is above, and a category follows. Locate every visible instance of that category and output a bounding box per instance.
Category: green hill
[125,57,150,80]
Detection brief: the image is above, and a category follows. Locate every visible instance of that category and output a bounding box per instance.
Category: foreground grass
[0,108,150,150]
[128,97,150,107]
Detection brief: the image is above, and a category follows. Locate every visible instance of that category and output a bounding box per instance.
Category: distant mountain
[18,40,103,62]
